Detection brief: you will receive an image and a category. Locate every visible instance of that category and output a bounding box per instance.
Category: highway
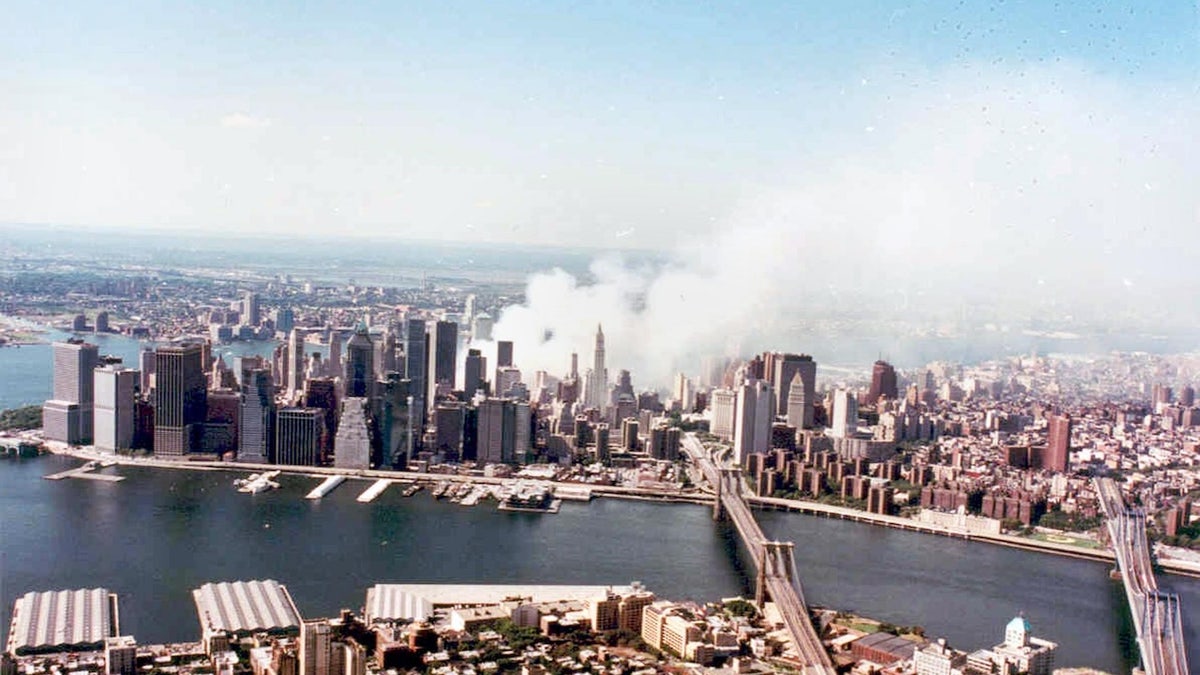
[684,434,835,674]
[1094,478,1188,675]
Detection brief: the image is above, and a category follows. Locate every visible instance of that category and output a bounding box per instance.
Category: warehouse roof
[192,580,302,638]
[6,588,118,655]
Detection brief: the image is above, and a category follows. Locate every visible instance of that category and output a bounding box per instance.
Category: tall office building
[334,398,372,470]
[242,291,260,326]
[496,340,514,368]
[733,380,773,466]
[404,318,426,406]
[42,339,100,444]
[433,402,465,461]
[377,329,398,378]
[770,353,816,417]
[93,365,137,451]
[868,360,899,404]
[829,389,858,438]
[587,325,608,413]
[275,408,324,466]
[427,320,457,405]
[1180,385,1195,408]
[153,343,207,456]
[138,348,155,393]
[1045,413,1072,473]
[785,372,808,429]
[496,366,522,398]
[344,324,375,398]
[94,365,137,451]
[374,374,413,468]
[326,330,343,379]
[709,388,737,441]
[464,349,486,400]
[287,329,306,397]
[238,367,274,463]
[477,398,517,465]
[673,373,694,413]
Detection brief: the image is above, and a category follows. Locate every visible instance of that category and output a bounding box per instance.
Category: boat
[433,482,451,499]
[497,482,562,514]
[235,470,282,494]
[401,484,422,498]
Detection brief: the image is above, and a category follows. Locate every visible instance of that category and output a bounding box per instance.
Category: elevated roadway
[1095,478,1188,675]
[683,434,834,674]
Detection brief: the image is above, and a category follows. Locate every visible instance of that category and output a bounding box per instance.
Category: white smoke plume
[485,64,1200,389]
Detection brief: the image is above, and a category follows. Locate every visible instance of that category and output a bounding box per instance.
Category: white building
[829,389,858,439]
[709,389,737,441]
[733,380,773,466]
[94,366,138,452]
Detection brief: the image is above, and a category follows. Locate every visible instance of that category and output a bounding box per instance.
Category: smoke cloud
[485,64,1200,389]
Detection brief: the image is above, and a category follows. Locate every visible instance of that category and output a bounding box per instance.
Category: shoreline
[28,443,1200,579]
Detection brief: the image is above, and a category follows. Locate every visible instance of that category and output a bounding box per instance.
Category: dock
[356,479,393,503]
[44,463,124,482]
[306,475,347,499]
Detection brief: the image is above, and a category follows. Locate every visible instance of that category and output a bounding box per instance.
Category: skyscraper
[709,388,737,441]
[1045,413,1072,473]
[242,291,260,326]
[238,367,274,463]
[769,354,816,428]
[94,365,137,452]
[153,342,207,456]
[275,408,324,466]
[785,372,807,430]
[427,320,457,405]
[588,325,608,413]
[464,349,486,400]
[404,318,427,427]
[42,339,100,444]
[477,397,517,464]
[868,360,899,404]
[733,379,773,466]
[344,324,375,398]
[333,398,372,470]
[829,389,858,438]
[287,329,306,398]
[496,340,514,368]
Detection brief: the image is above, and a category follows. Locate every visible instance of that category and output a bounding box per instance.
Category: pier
[43,463,124,482]
[305,475,347,499]
[356,479,393,503]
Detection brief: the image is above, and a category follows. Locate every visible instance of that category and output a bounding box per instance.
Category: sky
[5,2,1200,382]
[2,1,1197,251]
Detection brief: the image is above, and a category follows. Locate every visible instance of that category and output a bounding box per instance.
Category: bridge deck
[685,436,834,674]
[1095,478,1188,675]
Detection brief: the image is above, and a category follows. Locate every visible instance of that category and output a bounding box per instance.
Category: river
[4,455,1200,672]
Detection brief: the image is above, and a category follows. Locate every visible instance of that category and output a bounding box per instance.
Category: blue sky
[1,1,1197,251]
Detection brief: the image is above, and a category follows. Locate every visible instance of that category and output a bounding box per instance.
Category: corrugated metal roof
[192,580,302,636]
[365,586,434,623]
[6,588,114,655]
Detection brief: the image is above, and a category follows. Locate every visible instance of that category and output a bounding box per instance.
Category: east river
[4,455,1200,673]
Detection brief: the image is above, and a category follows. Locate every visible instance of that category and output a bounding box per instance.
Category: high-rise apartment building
[42,339,100,444]
[153,342,207,456]
[868,360,899,404]
[1045,413,1072,473]
[733,380,773,466]
[299,620,332,675]
[94,365,137,451]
